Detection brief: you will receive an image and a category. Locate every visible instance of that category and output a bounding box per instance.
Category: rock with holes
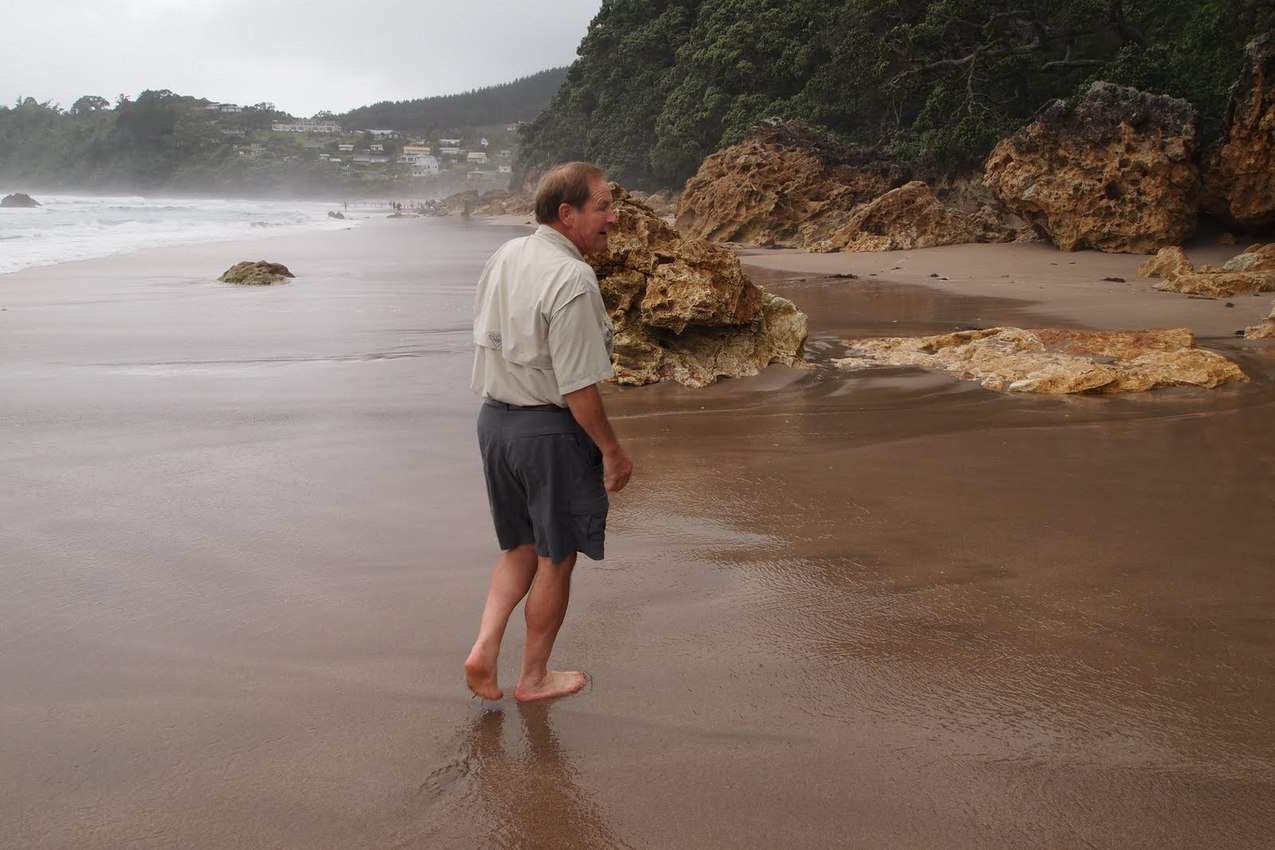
[675,122,908,248]
[1202,34,1275,229]
[590,185,807,387]
[834,327,1245,393]
[984,82,1199,253]
[1137,245,1275,297]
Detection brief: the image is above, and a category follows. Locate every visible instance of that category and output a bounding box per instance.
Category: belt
[483,399,565,412]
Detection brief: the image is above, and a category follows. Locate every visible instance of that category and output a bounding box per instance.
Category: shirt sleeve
[548,287,614,396]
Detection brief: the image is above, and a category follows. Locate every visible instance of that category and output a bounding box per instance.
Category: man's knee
[540,553,578,573]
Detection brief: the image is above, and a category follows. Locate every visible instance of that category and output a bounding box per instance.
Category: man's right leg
[465,543,537,699]
[515,553,588,703]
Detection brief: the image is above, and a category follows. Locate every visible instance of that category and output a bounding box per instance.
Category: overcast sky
[0,0,601,116]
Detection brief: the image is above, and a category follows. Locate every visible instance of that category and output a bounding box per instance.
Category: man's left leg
[465,543,538,699]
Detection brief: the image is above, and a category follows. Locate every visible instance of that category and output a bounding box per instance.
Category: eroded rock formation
[218,261,294,285]
[984,82,1200,253]
[591,185,807,387]
[675,122,907,247]
[1201,34,1275,229]
[471,191,534,217]
[835,327,1245,394]
[1,192,40,208]
[803,181,1015,253]
[1137,244,1275,296]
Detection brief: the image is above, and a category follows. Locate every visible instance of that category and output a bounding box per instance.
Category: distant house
[467,151,488,164]
[365,129,398,139]
[272,119,342,133]
[411,156,441,177]
[338,143,355,152]
[498,164,512,174]
[207,102,243,113]
[236,143,266,159]
[219,128,246,137]
[480,137,489,147]
[439,146,461,156]
[498,149,512,159]
[402,144,431,157]
[370,143,384,152]
[439,137,462,146]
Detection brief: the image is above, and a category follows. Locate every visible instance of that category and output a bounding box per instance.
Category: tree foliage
[518,0,1275,189]
[337,67,569,131]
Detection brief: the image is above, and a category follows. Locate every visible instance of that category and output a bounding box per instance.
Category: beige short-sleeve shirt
[471,225,614,407]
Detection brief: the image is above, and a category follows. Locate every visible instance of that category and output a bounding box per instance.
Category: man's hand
[563,384,633,494]
[603,446,633,493]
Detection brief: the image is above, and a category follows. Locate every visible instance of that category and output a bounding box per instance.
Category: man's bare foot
[464,645,502,700]
[514,670,588,703]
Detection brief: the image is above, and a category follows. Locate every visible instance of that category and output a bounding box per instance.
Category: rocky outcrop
[591,185,807,387]
[218,260,294,285]
[1247,301,1275,338]
[442,190,479,217]
[835,327,1246,393]
[1,192,40,208]
[1201,34,1275,229]
[675,122,907,247]
[984,82,1200,253]
[802,181,1016,252]
[630,189,679,218]
[1137,244,1275,296]
[471,190,534,217]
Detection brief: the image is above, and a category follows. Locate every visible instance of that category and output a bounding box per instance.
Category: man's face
[558,177,617,255]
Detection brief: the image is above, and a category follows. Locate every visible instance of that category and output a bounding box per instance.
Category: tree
[70,95,110,116]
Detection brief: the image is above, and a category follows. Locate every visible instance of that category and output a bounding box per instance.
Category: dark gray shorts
[477,400,608,563]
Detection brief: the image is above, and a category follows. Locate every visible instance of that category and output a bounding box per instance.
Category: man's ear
[558,202,574,224]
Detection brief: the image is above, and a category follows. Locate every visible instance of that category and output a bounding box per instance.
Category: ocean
[0,192,356,275]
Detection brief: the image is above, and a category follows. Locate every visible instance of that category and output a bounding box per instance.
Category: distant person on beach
[465,161,632,702]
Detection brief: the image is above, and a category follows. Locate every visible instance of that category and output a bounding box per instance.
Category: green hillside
[517,0,1275,189]
[338,67,569,131]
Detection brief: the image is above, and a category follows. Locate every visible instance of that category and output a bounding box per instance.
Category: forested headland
[517,0,1275,189]
[0,70,566,195]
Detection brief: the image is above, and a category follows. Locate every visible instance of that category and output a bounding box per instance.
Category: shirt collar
[534,224,584,261]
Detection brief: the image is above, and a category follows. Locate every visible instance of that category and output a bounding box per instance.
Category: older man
[464,162,634,702]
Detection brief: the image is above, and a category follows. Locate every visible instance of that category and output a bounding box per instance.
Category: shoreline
[3,218,1274,848]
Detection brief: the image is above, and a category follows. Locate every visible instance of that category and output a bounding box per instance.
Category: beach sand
[3,219,1273,848]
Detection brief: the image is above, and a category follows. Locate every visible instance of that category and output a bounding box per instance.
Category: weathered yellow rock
[592,185,807,387]
[1138,247,1194,279]
[1201,34,1275,228]
[1246,302,1275,339]
[835,327,1245,394]
[675,123,905,247]
[218,260,294,285]
[1138,245,1275,296]
[985,82,1199,254]
[804,181,1012,253]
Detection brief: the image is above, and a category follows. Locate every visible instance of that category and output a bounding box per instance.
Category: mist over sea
[0,192,356,275]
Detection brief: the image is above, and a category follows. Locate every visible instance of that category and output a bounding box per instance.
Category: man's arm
[563,384,633,493]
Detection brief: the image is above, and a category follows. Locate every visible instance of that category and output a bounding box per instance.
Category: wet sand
[3,221,1274,848]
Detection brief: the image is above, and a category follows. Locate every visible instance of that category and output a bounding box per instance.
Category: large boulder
[802,181,1015,253]
[1201,33,1275,229]
[1137,244,1275,297]
[835,327,1245,394]
[984,82,1200,253]
[675,122,907,248]
[1,192,40,208]
[218,260,294,285]
[591,185,807,387]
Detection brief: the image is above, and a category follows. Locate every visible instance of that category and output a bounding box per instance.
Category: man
[464,162,634,703]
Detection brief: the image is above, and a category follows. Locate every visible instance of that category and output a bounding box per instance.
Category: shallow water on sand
[3,222,1274,848]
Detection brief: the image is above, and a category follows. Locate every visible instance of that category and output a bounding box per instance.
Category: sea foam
[0,193,358,275]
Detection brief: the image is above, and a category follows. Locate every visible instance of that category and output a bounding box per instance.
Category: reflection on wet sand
[423,706,631,850]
